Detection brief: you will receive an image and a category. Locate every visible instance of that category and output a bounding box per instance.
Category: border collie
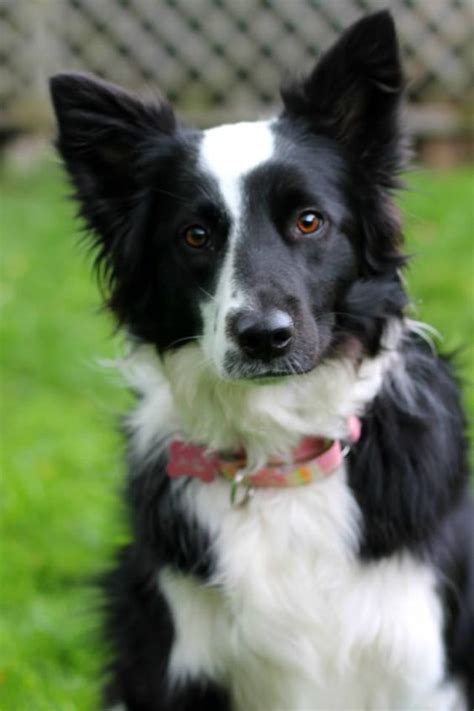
[50,10,473,710]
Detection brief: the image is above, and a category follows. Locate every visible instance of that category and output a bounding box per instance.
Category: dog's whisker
[198,286,216,302]
[167,335,200,349]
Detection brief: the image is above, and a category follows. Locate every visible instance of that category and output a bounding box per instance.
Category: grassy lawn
[1,155,473,709]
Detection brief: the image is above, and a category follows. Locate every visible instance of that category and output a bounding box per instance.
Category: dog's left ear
[281,10,405,179]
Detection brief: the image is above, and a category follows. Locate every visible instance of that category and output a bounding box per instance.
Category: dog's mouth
[222,351,319,382]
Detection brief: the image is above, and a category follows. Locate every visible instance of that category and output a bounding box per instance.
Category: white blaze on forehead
[199,120,275,216]
[198,120,275,377]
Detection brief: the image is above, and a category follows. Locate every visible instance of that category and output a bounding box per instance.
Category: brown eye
[183,225,209,249]
[296,210,324,235]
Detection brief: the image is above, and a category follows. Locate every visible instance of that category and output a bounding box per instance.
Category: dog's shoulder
[348,330,470,559]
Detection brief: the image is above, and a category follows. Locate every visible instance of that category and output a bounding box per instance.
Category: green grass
[1,156,473,709]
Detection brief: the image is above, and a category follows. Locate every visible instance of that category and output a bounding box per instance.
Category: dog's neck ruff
[167,416,361,503]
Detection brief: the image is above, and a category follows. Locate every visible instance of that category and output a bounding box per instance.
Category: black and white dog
[50,10,473,710]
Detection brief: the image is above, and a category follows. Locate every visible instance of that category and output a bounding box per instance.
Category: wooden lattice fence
[0,0,472,133]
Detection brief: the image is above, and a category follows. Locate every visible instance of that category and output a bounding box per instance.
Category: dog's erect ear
[50,72,175,235]
[281,11,405,178]
[50,72,175,172]
[50,73,177,329]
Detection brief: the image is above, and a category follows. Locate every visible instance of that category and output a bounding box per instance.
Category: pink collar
[167,416,361,504]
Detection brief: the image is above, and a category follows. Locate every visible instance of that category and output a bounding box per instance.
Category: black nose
[233,310,294,361]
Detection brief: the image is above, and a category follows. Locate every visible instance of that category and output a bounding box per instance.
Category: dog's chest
[160,473,447,710]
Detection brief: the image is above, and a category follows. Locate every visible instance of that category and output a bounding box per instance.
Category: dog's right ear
[50,72,175,241]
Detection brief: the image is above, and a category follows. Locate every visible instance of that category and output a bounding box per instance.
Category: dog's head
[51,10,408,383]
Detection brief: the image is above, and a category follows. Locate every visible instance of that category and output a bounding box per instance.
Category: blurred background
[1,1,473,708]
[1,0,473,160]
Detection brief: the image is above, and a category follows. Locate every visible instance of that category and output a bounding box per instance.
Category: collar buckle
[230,470,255,507]
[341,443,351,458]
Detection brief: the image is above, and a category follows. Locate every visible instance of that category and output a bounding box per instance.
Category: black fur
[50,10,472,710]
[126,451,215,580]
[433,499,474,702]
[349,336,469,559]
[103,545,228,710]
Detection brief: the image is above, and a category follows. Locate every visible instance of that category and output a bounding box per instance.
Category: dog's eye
[295,210,324,235]
[182,225,210,249]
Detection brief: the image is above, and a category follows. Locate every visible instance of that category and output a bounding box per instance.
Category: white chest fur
[123,331,462,709]
[159,470,450,711]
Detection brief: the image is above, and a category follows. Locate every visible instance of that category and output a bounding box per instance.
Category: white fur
[122,322,460,709]
[160,474,448,710]
[199,121,274,218]
[199,121,275,377]
[123,346,179,462]
[127,322,400,469]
